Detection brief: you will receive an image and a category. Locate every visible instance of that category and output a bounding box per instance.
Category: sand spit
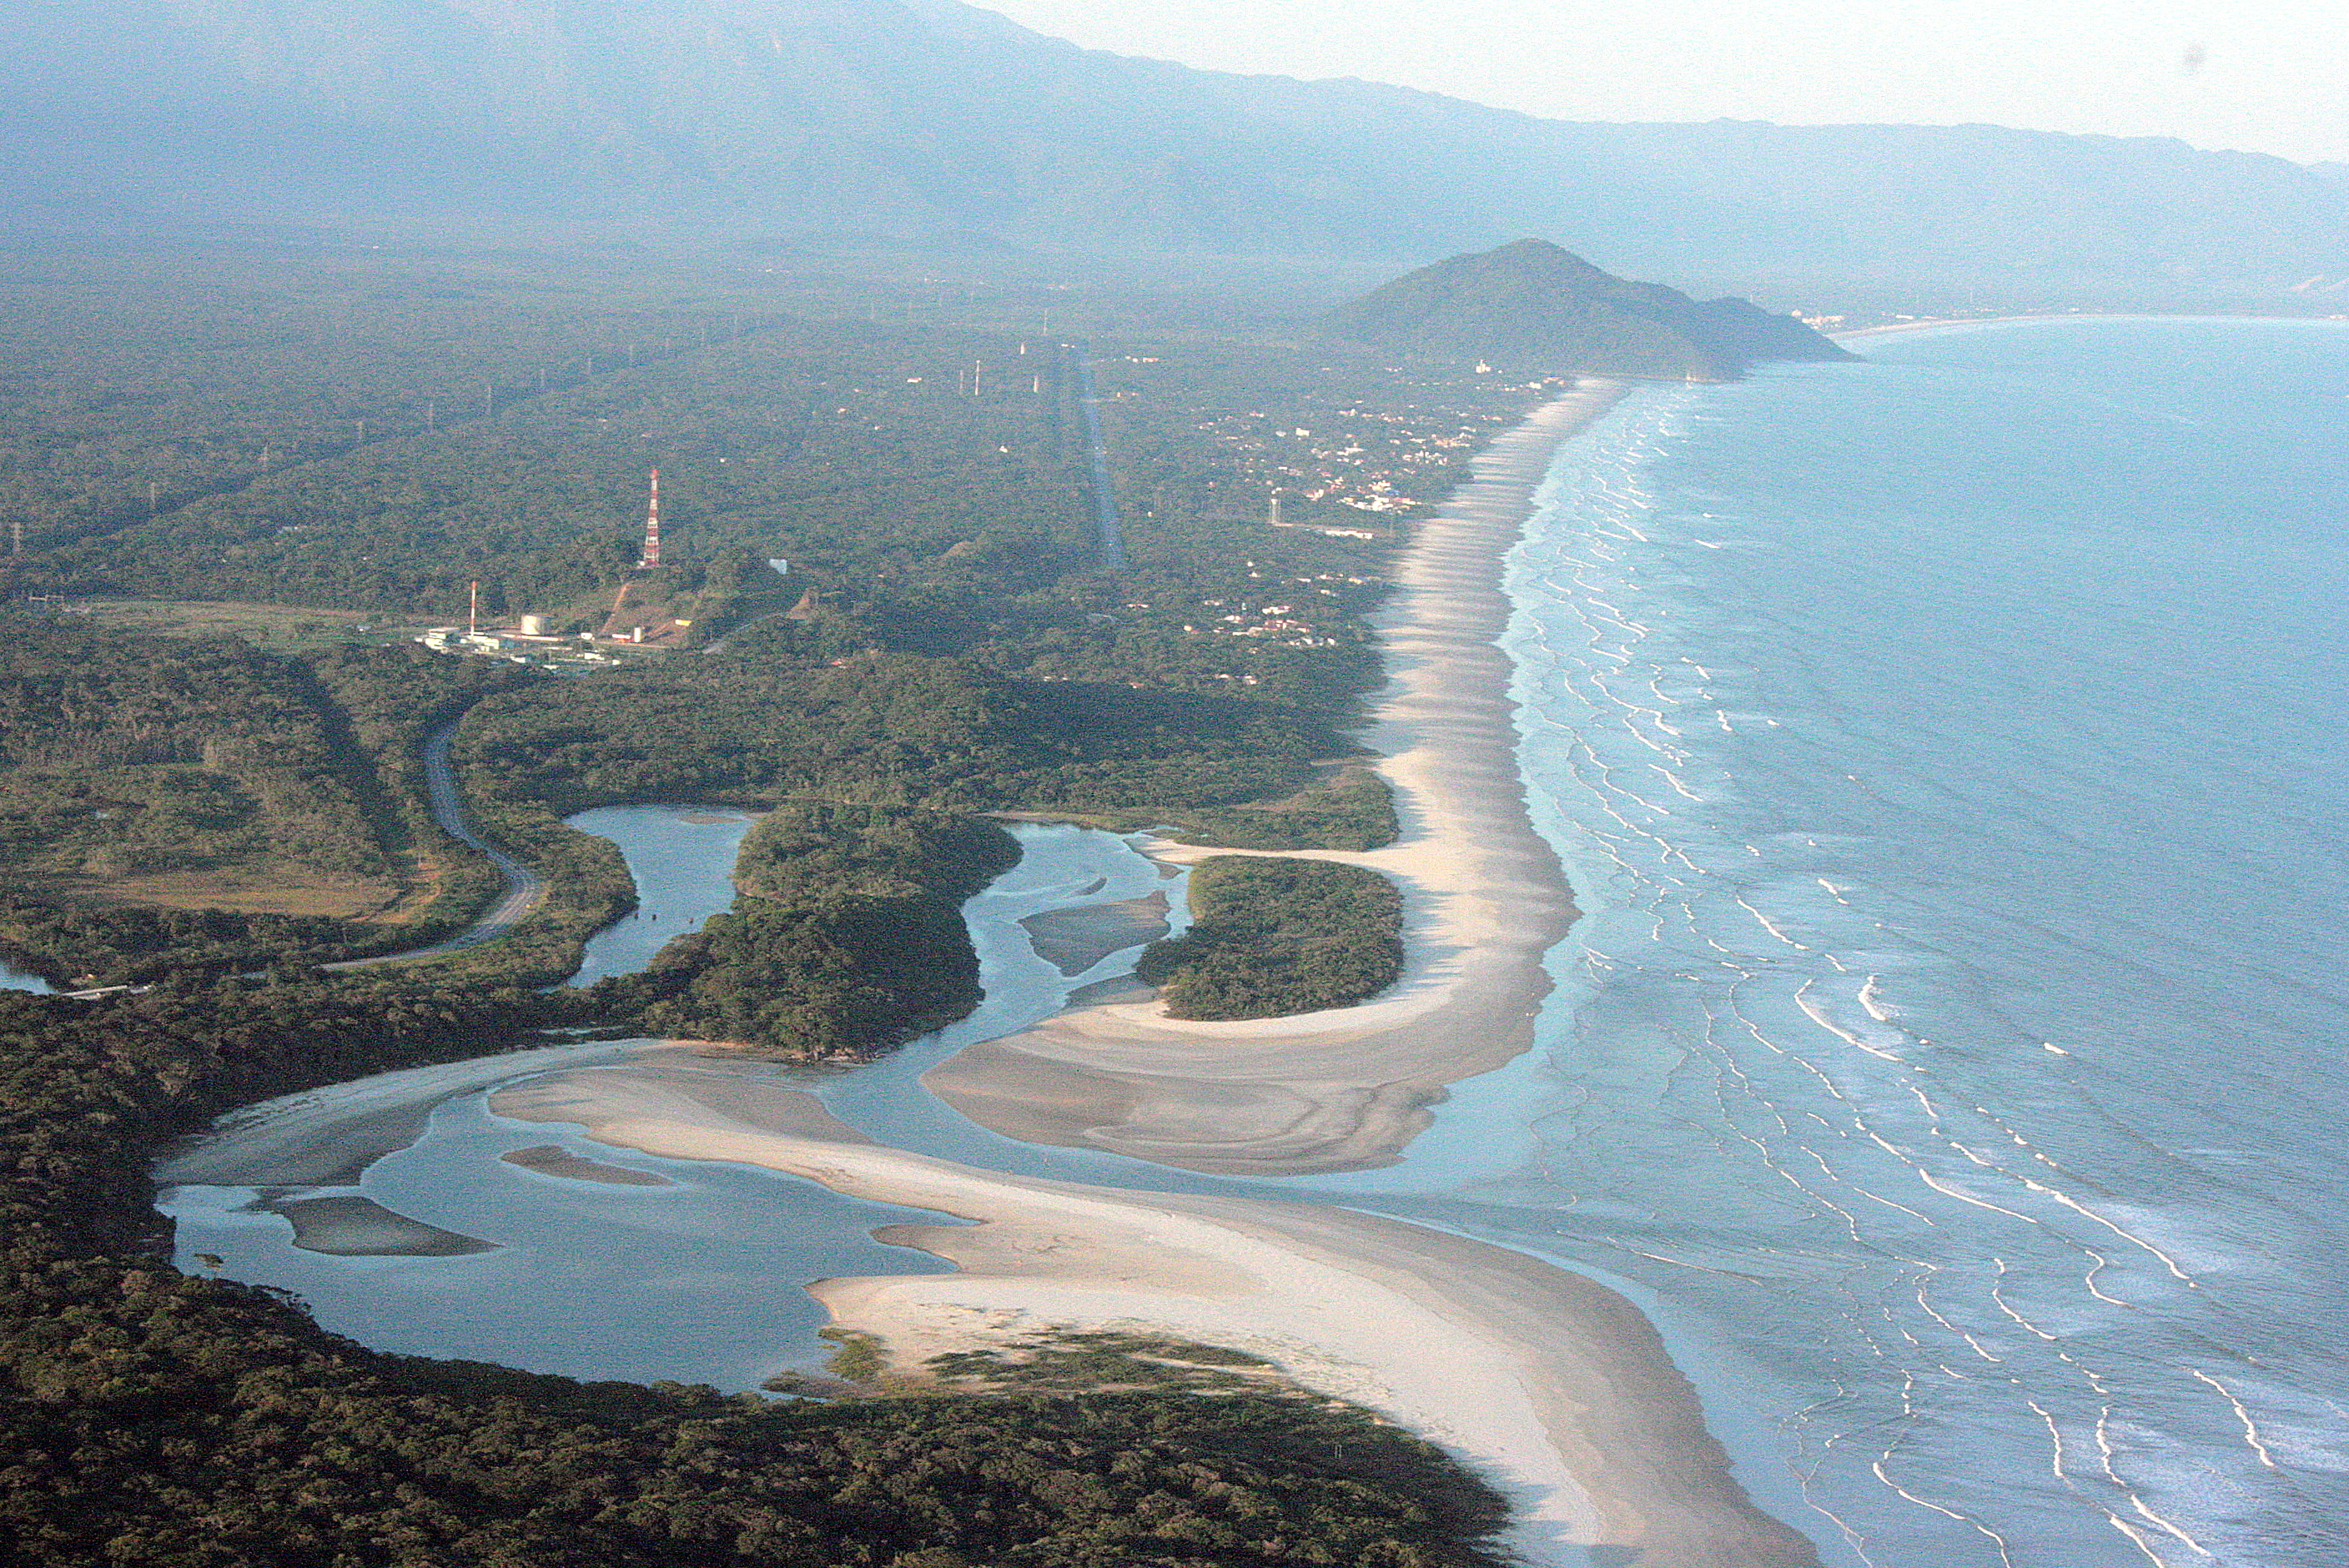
[489,385,1823,1565]
[495,1066,1819,1568]
[924,385,1629,1174]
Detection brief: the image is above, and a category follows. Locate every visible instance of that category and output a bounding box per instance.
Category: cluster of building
[417,615,631,663]
[1173,569,1368,649]
[417,473,693,663]
[1189,397,1527,527]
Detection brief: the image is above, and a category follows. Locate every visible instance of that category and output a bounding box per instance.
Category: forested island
[1139,858,1406,1021]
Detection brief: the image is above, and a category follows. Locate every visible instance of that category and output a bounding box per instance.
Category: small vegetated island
[0,233,1843,1565]
[1139,857,1406,1020]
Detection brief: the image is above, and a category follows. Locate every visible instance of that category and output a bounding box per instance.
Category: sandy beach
[495,1064,1819,1568]
[924,384,1628,1175]
[481,380,1825,1565]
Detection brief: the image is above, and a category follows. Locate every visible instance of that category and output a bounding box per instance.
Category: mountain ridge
[5,0,2346,294]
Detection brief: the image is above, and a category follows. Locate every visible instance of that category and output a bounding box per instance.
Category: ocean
[1437,316,2349,1566]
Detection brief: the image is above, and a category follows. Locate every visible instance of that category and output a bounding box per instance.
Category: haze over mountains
[7,0,2349,296]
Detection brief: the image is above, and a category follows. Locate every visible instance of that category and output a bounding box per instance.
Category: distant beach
[499,379,1823,1567]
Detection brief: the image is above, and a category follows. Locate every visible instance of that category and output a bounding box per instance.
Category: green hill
[1322,240,1856,379]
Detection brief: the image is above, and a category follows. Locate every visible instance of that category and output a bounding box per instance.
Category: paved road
[1069,347,1127,572]
[324,721,546,969]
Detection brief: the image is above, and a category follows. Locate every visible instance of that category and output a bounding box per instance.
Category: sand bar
[495,1065,1819,1568]
[493,385,1822,1564]
[923,384,1627,1174]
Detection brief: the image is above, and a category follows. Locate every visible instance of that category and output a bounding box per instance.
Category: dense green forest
[593,802,1020,1055]
[0,616,538,984]
[1138,857,1406,1020]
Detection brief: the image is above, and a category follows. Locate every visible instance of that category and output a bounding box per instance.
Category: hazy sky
[978,0,2349,165]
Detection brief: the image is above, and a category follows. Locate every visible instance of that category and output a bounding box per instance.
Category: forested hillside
[8,0,2348,296]
[1324,239,1854,379]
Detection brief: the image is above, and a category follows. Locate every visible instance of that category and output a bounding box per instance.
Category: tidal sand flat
[494,383,1820,1563]
[924,385,1628,1176]
[153,1038,646,1189]
[495,1064,1818,1568]
[1015,891,1169,976]
[501,1144,677,1187]
[274,1194,496,1257]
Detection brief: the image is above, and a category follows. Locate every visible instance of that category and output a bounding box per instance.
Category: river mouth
[154,809,1185,1390]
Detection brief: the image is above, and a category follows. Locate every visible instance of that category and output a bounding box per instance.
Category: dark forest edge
[0,979,1508,1567]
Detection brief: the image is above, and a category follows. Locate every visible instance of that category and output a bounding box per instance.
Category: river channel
[154,807,1190,1390]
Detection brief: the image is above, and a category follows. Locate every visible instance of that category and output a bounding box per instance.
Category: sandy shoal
[494,1065,1818,1568]
[923,384,1628,1174]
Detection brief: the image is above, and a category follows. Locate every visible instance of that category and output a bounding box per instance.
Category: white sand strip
[495,1065,1821,1568]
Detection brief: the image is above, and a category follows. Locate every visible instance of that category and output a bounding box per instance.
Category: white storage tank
[517,613,551,636]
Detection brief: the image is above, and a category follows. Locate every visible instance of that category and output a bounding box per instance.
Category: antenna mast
[638,469,662,570]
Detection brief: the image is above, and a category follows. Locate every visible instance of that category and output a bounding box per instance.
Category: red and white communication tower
[637,468,662,570]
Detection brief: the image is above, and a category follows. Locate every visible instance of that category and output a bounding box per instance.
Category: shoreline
[922,382,1631,1175]
[494,1065,1822,1568]
[1829,309,2106,343]
[493,381,1824,1565]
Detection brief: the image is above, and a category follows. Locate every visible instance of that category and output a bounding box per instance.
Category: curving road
[325,721,545,969]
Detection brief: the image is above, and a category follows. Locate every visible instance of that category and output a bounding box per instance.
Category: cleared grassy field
[62,599,424,648]
[23,862,401,920]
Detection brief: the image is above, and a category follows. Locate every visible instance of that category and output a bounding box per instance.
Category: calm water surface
[158,810,1189,1390]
